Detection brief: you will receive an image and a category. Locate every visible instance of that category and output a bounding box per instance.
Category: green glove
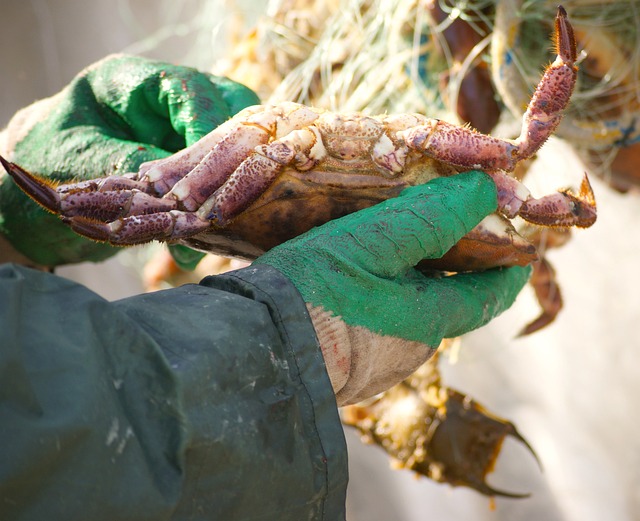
[0,54,259,267]
[256,171,531,406]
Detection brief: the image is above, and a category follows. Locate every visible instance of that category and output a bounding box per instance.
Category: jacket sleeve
[0,263,347,521]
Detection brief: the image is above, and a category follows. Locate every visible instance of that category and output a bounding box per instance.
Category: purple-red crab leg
[490,170,596,228]
[0,103,325,245]
[402,6,576,172]
[0,157,210,245]
[0,157,210,244]
[144,102,321,211]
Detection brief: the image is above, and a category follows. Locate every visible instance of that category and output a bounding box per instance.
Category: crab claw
[342,379,540,498]
[519,173,597,228]
[425,389,541,498]
[515,5,578,160]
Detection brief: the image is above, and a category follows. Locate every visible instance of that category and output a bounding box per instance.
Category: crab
[2,7,595,331]
[341,350,541,498]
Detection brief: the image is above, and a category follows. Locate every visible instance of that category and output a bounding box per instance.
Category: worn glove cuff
[308,304,435,406]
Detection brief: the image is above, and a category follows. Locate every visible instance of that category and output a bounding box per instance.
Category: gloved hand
[256,171,531,406]
[0,54,259,268]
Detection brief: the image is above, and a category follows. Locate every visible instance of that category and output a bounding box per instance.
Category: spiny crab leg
[518,174,597,228]
[196,127,322,223]
[515,5,577,159]
[0,157,211,244]
[164,123,271,211]
[144,102,321,210]
[400,6,577,172]
[0,158,177,223]
[136,104,267,194]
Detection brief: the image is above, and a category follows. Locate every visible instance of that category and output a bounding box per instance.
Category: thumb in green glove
[0,54,259,268]
[256,171,531,406]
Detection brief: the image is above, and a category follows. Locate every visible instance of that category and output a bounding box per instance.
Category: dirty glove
[256,171,531,406]
[0,54,259,268]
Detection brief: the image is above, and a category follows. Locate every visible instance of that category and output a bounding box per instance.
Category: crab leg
[0,156,209,245]
[519,258,563,336]
[64,128,296,241]
[197,127,322,225]
[136,105,267,193]
[161,103,321,212]
[401,7,577,171]
[65,126,323,242]
[515,6,577,159]
[167,124,272,211]
[0,157,209,245]
[66,211,210,245]
[0,157,179,220]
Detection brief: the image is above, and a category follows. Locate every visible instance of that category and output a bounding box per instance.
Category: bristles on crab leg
[518,173,597,228]
[515,6,578,159]
[490,171,597,228]
[164,103,323,214]
[0,156,180,223]
[167,124,271,211]
[400,6,578,172]
[136,108,266,193]
[66,211,210,245]
[197,127,322,225]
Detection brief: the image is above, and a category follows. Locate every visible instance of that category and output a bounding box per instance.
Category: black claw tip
[0,155,11,172]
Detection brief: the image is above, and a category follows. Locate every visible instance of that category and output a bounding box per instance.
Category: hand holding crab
[1,7,595,332]
[0,6,600,504]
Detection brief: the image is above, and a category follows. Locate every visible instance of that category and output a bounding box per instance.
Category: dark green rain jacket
[0,263,347,520]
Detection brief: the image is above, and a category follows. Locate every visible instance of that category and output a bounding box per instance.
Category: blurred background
[2,1,640,520]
